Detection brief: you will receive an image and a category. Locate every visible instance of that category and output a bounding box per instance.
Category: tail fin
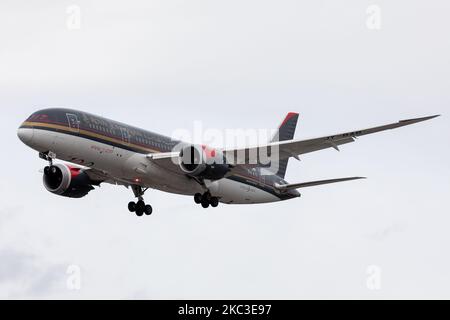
[271,112,299,178]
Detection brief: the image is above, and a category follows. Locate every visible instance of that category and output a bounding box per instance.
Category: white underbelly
[31,129,203,195]
[30,129,279,203]
[207,178,280,204]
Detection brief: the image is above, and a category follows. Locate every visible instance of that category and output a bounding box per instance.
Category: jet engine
[179,145,230,180]
[43,164,95,198]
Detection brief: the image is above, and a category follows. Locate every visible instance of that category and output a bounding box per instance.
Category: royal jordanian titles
[17,108,438,216]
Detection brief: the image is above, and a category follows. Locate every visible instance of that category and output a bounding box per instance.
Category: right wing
[84,167,131,187]
[146,152,186,176]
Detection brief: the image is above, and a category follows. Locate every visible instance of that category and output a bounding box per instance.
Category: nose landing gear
[194,193,220,209]
[129,185,153,217]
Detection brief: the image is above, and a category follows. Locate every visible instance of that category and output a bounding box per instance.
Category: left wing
[223,115,439,165]
[137,115,439,177]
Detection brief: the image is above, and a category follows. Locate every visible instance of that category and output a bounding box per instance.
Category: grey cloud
[367,222,407,241]
[0,249,66,299]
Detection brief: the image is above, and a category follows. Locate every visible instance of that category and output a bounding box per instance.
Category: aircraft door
[66,113,80,133]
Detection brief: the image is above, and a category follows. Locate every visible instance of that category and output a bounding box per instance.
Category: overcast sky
[1,0,449,299]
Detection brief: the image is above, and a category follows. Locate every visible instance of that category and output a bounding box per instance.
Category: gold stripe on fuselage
[22,121,160,154]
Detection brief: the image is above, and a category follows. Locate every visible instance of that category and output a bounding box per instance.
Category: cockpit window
[28,113,50,122]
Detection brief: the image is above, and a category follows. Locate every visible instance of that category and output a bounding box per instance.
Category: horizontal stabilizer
[274,177,366,191]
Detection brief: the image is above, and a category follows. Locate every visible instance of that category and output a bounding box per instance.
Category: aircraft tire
[128,201,136,212]
[194,193,203,204]
[210,197,219,208]
[201,200,210,209]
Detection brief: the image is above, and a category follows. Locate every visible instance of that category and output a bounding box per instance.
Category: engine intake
[179,145,230,180]
[43,164,95,198]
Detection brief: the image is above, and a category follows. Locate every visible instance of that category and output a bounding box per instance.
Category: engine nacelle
[179,145,230,180]
[43,164,95,198]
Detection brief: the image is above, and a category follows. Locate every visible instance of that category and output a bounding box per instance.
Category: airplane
[17,108,439,216]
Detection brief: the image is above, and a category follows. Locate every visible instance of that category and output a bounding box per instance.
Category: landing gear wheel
[129,185,154,216]
[136,200,145,208]
[145,205,153,216]
[136,200,145,216]
[128,202,136,212]
[201,199,210,209]
[210,197,219,208]
[194,193,203,204]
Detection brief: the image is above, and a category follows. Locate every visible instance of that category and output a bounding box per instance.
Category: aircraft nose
[17,127,34,144]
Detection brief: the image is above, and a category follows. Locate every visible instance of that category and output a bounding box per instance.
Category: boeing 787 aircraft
[17,108,438,216]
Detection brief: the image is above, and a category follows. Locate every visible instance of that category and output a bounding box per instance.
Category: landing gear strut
[128,185,153,216]
[41,152,58,180]
[39,151,56,166]
[194,192,220,209]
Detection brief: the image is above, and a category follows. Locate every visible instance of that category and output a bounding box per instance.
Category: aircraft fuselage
[18,108,299,205]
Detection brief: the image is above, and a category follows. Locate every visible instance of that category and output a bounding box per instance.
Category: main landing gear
[128,185,153,217]
[128,200,152,217]
[194,192,219,209]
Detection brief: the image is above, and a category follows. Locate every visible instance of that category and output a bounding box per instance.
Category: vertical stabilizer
[270,112,299,178]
